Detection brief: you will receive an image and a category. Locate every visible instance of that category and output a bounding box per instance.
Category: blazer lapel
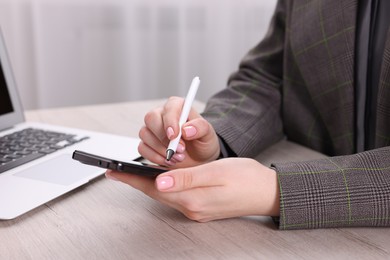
[289,0,358,153]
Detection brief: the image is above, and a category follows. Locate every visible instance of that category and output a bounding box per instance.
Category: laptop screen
[0,29,25,131]
[0,62,14,116]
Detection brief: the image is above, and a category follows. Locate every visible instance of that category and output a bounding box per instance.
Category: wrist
[263,167,280,216]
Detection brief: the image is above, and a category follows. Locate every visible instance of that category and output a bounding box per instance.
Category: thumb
[155,163,224,192]
[182,117,215,141]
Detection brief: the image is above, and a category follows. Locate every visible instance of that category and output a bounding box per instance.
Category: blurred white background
[0,0,276,109]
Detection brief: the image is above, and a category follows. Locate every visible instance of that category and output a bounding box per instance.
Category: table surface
[1,99,389,259]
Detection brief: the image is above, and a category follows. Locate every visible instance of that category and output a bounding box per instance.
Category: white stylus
[166,76,200,161]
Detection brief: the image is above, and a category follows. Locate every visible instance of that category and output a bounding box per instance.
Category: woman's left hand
[106,158,280,222]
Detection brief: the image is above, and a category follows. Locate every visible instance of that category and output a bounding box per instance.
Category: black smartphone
[72,150,168,177]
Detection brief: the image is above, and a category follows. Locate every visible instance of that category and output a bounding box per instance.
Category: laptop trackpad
[14,154,101,186]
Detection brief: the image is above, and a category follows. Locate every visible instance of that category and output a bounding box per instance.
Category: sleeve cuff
[217,135,237,159]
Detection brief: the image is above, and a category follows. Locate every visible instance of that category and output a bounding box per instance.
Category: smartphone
[72,150,168,177]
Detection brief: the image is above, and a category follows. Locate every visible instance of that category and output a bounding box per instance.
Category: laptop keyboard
[0,128,89,173]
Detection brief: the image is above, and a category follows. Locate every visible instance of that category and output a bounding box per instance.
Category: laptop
[0,30,141,220]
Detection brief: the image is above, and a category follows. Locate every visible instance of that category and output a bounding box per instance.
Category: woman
[106,0,390,230]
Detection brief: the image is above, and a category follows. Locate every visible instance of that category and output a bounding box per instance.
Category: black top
[355,0,390,152]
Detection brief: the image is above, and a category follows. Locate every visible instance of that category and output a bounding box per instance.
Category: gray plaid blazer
[202,0,390,229]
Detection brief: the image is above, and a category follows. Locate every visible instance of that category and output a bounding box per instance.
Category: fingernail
[176,143,185,153]
[183,126,197,138]
[173,153,185,162]
[166,127,174,139]
[165,159,176,166]
[157,176,174,190]
[105,172,119,181]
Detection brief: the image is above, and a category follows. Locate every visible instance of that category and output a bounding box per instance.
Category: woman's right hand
[138,97,221,168]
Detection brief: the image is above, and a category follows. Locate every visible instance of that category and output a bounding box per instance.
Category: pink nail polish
[183,126,197,138]
[157,176,174,190]
[173,153,185,162]
[166,127,174,139]
[176,143,185,153]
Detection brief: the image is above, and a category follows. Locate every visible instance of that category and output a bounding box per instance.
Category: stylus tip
[166,149,174,161]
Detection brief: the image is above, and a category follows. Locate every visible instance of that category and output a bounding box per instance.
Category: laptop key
[39,149,57,154]
[5,154,23,160]
[15,150,32,156]
[0,128,89,174]
[0,157,12,164]
[0,153,45,173]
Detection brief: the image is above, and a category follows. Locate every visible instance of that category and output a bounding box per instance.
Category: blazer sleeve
[201,0,287,158]
[272,146,390,230]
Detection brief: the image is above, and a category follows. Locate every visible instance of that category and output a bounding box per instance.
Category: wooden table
[1,100,389,259]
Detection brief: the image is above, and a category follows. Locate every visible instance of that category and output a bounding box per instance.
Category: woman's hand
[138,96,220,168]
[106,158,280,222]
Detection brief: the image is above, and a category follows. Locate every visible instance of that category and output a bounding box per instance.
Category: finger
[162,97,185,140]
[138,141,177,167]
[181,117,220,162]
[186,105,202,121]
[182,117,212,141]
[144,107,167,143]
[155,162,225,192]
[139,126,186,155]
[139,126,168,155]
[105,170,184,208]
[171,152,185,163]
[105,170,155,192]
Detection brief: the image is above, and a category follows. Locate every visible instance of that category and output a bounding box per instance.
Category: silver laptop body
[0,30,140,220]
